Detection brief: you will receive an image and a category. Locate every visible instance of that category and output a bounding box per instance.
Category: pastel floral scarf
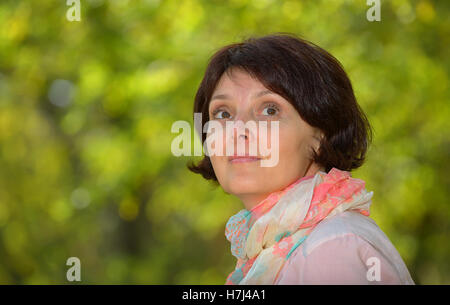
[224,167,374,285]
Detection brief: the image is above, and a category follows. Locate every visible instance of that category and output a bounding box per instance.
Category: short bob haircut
[187,32,373,182]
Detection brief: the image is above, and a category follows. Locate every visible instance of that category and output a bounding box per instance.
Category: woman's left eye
[262,104,279,116]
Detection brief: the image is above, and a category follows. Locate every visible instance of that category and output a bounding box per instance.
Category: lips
[228,155,262,163]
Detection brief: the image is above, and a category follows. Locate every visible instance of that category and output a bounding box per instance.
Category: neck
[240,193,273,211]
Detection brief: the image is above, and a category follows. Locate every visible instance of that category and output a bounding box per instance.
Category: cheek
[275,125,310,162]
[210,155,222,173]
[209,155,228,182]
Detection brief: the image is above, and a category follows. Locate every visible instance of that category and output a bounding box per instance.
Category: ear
[311,129,324,152]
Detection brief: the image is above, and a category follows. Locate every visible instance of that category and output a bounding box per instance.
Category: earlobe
[313,130,324,144]
[311,130,324,156]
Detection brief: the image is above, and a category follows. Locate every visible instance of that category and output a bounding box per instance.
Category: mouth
[228,155,262,163]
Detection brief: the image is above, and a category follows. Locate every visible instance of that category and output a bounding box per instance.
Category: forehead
[213,68,266,93]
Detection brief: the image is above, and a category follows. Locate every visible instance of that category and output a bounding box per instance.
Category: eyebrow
[210,89,275,102]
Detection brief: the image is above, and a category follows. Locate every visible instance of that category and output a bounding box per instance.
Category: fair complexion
[208,67,325,211]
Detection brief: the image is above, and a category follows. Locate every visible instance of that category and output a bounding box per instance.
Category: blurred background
[0,0,448,284]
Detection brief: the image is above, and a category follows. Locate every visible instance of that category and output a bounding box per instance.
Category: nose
[231,120,249,141]
[226,116,257,157]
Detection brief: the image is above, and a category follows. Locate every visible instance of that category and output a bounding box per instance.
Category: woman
[187,33,414,285]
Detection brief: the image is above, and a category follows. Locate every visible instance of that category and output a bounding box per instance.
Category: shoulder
[301,210,383,256]
[275,211,415,284]
[277,231,404,284]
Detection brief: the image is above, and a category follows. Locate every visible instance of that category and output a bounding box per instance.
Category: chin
[224,176,261,195]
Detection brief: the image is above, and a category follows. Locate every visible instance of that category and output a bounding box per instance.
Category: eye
[262,103,280,116]
[211,108,232,119]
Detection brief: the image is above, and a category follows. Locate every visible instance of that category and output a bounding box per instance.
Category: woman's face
[207,68,324,210]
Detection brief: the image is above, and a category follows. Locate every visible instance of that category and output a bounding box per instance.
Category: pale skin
[207,67,325,211]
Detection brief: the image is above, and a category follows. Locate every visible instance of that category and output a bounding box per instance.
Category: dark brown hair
[187,32,373,182]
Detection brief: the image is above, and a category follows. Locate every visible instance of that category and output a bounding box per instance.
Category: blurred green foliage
[0,0,448,284]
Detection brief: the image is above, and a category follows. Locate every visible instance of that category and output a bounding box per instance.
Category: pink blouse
[274,211,415,285]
